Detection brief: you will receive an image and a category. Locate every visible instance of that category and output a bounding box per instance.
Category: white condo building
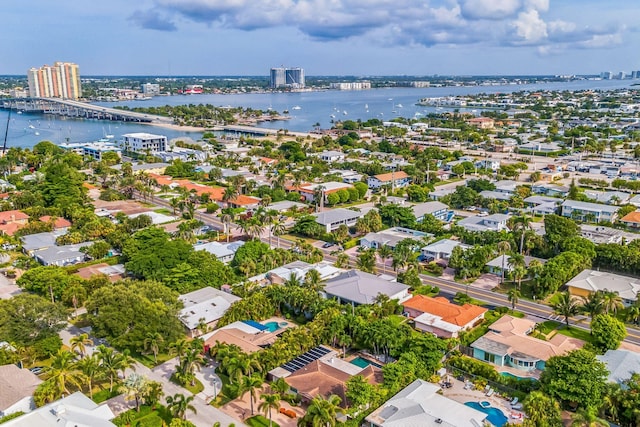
[122,133,168,154]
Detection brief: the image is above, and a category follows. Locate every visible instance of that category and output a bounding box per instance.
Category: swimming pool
[263,321,281,333]
[350,356,383,369]
[501,372,536,381]
[465,402,508,427]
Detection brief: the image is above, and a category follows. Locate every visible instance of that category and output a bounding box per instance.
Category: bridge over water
[0,97,174,124]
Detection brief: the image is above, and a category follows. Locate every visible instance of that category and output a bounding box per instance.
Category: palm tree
[223,186,239,208]
[240,374,263,416]
[497,241,511,285]
[170,339,190,367]
[75,353,102,399]
[115,350,137,382]
[552,291,582,328]
[507,288,521,310]
[46,350,81,397]
[570,407,609,427]
[70,333,92,358]
[143,332,164,365]
[177,347,205,387]
[377,245,393,274]
[304,269,325,293]
[334,253,349,269]
[356,249,376,274]
[581,292,605,318]
[626,304,640,324]
[301,394,342,427]
[512,214,531,254]
[271,220,286,248]
[166,393,197,420]
[601,290,623,315]
[120,373,147,412]
[96,345,120,393]
[259,392,280,427]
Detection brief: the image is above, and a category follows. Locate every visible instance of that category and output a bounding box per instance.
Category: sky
[2,0,639,76]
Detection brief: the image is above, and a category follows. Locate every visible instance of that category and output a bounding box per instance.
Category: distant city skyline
[2,1,639,76]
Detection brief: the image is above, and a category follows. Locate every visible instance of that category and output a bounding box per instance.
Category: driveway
[471,273,501,291]
[0,273,21,300]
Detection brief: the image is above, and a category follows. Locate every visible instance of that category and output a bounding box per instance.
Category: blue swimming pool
[263,321,281,333]
[350,356,383,369]
[501,372,537,381]
[465,402,508,427]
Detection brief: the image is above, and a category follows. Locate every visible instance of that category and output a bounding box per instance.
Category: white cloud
[511,9,547,43]
[460,0,521,20]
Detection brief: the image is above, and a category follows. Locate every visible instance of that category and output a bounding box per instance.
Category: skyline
[2,1,640,76]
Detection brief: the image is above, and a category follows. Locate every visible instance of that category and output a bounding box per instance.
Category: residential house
[250,261,343,286]
[532,183,570,197]
[0,210,29,236]
[0,364,42,417]
[476,158,501,171]
[485,255,547,277]
[466,117,495,129]
[316,150,346,163]
[178,287,242,337]
[493,180,519,195]
[284,355,383,408]
[411,201,450,222]
[596,350,640,387]
[428,187,457,200]
[292,182,355,204]
[367,171,411,190]
[203,320,291,354]
[20,230,67,255]
[360,227,431,250]
[365,379,488,427]
[33,244,86,266]
[313,208,361,233]
[39,215,72,231]
[561,200,619,223]
[457,213,510,232]
[2,392,116,427]
[75,263,125,282]
[421,239,470,262]
[565,269,640,306]
[402,295,487,338]
[620,210,640,229]
[583,190,630,205]
[478,190,512,201]
[524,195,561,216]
[471,315,583,372]
[580,224,640,244]
[518,141,563,153]
[323,270,411,305]
[194,241,245,264]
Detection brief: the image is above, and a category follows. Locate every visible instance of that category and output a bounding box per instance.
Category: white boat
[292,105,302,110]
[28,124,35,129]
[330,114,336,119]
[365,104,369,109]
[343,111,348,115]
[16,111,22,114]
[34,132,40,135]
[397,103,403,108]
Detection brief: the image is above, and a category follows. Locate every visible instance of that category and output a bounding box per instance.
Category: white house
[178,287,241,337]
[457,213,510,232]
[316,150,346,163]
[313,208,361,233]
[561,200,619,223]
[367,171,411,190]
[323,270,411,305]
[360,227,431,250]
[411,201,450,222]
[194,241,245,264]
[421,239,470,262]
[122,132,168,153]
[0,365,42,417]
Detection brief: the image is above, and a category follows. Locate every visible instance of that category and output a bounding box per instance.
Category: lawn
[112,405,173,427]
[246,415,280,427]
[388,314,408,327]
[169,373,204,395]
[131,351,174,369]
[92,388,120,404]
[209,373,235,407]
[537,320,562,336]
[154,208,173,215]
[556,326,595,345]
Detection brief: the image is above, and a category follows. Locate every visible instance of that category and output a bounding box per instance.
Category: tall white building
[27,62,82,99]
[270,67,305,89]
[122,133,168,154]
[141,83,160,95]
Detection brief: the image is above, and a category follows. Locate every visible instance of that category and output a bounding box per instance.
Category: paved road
[132,191,640,345]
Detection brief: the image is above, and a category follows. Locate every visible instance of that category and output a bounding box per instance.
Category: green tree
[143,332,165,364]
[591,314,627,351]
[75,354,102,399]
[507,287,521,310]
[166,393,197,420]
[300,394,342,427]
[540,349,608,411]
[522,391,563,427]
[345,375,374,409]
[45,349,80,397]
[240,374,263,416]
[0,294,66,347]
[552,292,582,328]
[258,392,280,427]
[70,333,92,358]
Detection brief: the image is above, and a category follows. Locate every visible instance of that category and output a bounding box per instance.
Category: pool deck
[441,377,524,425]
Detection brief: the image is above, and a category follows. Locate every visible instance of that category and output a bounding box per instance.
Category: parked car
[322,242,335,248]
[29,366,44,375]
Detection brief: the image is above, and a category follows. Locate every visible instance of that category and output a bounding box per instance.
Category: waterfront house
[402,295,487,338]
[470,315,582,372]
[561,200,619,223]
[316,150,346,163]
[365,379,487,427]
[457,213,510,232]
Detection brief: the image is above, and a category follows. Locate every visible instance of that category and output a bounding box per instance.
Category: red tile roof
[372,171,409,182]
[403,295,487,326]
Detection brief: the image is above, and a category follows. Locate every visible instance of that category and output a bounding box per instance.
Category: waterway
[1,79,634,149]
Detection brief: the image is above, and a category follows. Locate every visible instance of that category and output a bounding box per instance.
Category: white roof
[365,379,487,427]
[313,208,361,225]
[411,201,448,217]
[301,181,352,192]
[561,199,619,214]
[178,287,241,329]
[128,211,177,225]
[194,241,244,259]
[122,132,166,139]
[2,392,115,427]
[414,313,463,334]
[324,270,409,305]
[422,239,469,255]
[597,350,640,386]
[566,269,640,302]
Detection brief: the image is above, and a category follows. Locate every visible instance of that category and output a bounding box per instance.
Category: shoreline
[145,121,207,133]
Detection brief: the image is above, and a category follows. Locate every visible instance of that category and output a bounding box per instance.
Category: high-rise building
[27,62,81,99]
[141,83,160,95]
[270,67,305,89]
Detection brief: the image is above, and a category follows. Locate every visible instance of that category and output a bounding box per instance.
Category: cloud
[129,9,177,31]
[131,0,627,52]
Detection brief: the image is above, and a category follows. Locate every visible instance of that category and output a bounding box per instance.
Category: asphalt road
[133,191,640,346]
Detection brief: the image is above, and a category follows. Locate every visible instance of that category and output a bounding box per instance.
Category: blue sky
[2,0,639,76]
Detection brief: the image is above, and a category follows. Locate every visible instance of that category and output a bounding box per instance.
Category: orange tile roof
[621,211,640,224]
[39,216,72,229]
[372,171,409,182]
[149,173,174,187]
[0,222,25,236]
[403,295,487,327]
[0,210,29,223]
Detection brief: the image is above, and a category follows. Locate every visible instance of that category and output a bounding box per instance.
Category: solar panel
[279,346,332,373]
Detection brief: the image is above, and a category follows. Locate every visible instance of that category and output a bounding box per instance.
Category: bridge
[0,97,174,124]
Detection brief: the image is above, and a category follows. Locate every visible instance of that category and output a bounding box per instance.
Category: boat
[397,104,404,108]
[28,124,35,129]
[34,132,40,135]
[343,111,348,115]
[330,114,336,119]
[16,111,22,114]
[365,104,369,109]
[292,105,302,110]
